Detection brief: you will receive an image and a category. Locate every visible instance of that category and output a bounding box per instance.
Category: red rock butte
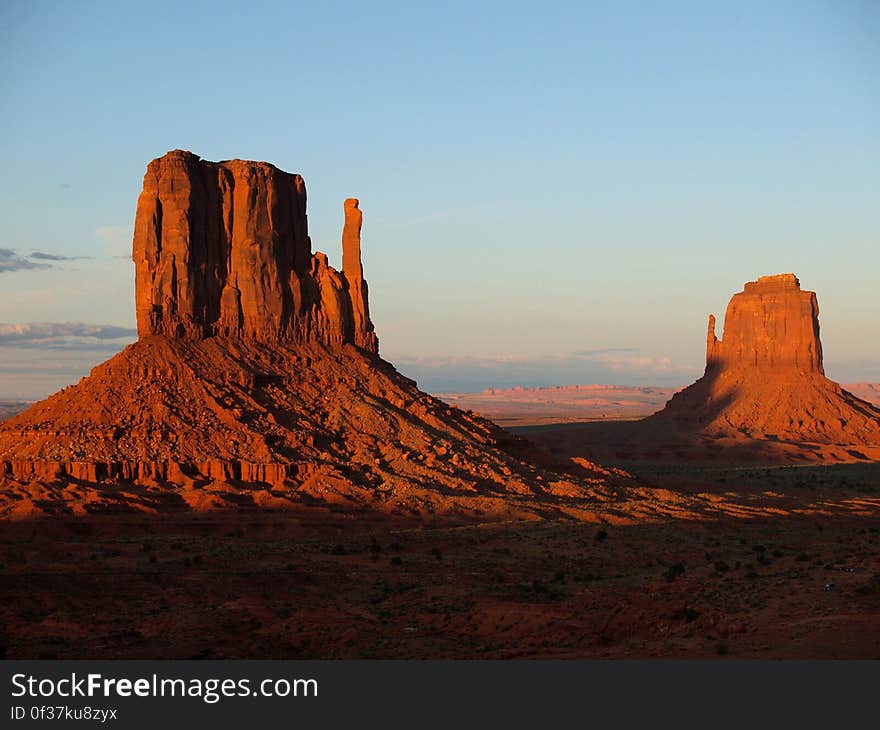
[0,150,621,519]
[652,274,880,444]
[705,273,822,376]
[134,150,377,351]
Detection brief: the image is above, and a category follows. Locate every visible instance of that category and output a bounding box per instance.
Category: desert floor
[2,459,878,659]
[3,390,880,659]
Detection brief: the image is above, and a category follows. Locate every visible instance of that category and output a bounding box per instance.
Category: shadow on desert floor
[515,418,880,468]
[1,505,879,660]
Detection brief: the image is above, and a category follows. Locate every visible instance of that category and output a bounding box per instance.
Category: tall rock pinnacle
[133,150,377,352]
[342,198,378,352]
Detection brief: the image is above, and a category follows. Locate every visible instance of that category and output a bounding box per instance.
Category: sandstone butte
[0,150,627,520]
[650,273,880,444]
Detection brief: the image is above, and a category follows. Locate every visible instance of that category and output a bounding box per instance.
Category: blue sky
[1,1,878,397]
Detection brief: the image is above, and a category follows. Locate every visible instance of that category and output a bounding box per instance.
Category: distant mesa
[651,273,880,444]
[846,383,880,408]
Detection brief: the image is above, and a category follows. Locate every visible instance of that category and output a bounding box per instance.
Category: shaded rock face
[705,274,822,377]
[134,150,377,351]
[654,274,880,444]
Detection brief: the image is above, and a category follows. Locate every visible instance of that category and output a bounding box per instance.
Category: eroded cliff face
[705,274,823,376]
[133,150,377,352]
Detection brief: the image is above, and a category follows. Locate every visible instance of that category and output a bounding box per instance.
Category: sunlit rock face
[652,274,880,444]
[133,150,377,352]
[705,274,822,376]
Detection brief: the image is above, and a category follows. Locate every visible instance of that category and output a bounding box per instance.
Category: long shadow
[511,364,880,470]
[2,504,879,659]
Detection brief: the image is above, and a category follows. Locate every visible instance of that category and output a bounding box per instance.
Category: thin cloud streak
[0,248,51,273]
[28,251,91,262]
[0,322,137,347]
[0,248,91,272]
[390,350,700,392]
[0,324,136,399]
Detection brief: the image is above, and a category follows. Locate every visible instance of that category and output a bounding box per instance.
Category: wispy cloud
[0,323,138,398]
[391,349,699,392]
[28,251,90,262]
[0,322,137,348]
[0,248,52,273]
[572,348,635,357]
[0,248,91,272]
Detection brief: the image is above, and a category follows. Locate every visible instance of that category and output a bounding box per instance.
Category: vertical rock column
[705,314,721,373]
[342,198,378,353]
